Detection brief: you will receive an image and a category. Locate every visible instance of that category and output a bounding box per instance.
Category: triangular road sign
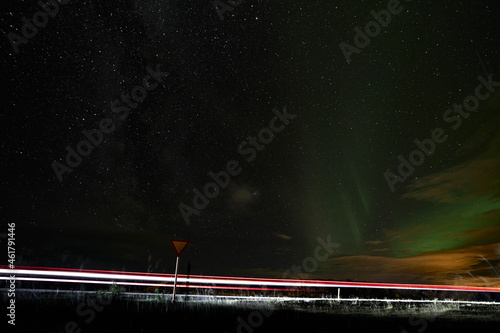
[170,239,190,257]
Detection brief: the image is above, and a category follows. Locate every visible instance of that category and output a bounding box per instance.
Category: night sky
[1,0,500,287]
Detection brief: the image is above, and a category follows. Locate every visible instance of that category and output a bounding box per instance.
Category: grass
[4,287,500,332]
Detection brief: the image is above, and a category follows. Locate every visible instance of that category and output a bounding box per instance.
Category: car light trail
[1,266,499,293]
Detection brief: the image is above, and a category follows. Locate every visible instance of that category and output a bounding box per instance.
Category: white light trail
[2,268,499,293]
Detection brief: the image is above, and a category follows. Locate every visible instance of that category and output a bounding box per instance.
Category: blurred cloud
[274,233,292,240]
[372,248,390,252]
[365,240,384,245]
[313,243,500,287]
[237,243,500,287]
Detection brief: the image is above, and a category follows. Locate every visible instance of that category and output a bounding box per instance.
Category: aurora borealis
[2,0,500,288]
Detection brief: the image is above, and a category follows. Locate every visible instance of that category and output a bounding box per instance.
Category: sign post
[169,239,190,302]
